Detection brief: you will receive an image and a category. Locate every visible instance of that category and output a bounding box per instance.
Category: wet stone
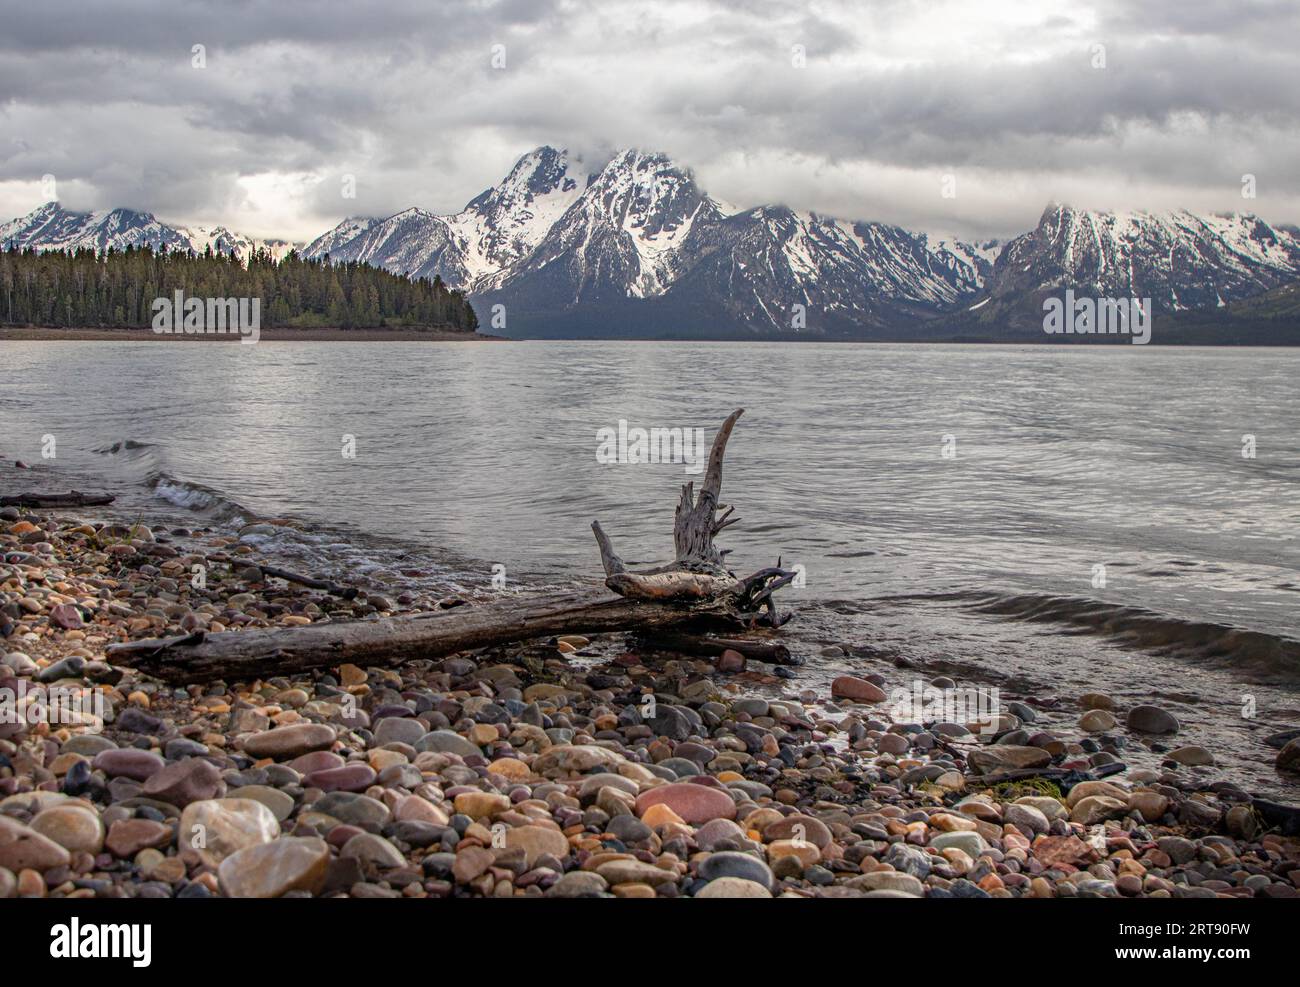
[1126,705,1180,735]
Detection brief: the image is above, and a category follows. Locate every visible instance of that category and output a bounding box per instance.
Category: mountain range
[0,202,296,263]
[5,146,1300,341]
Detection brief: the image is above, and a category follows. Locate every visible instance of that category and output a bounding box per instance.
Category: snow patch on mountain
[303,217,379,259]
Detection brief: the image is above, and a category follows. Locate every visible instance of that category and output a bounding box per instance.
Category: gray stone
[311,792,391,827]
[341,832,407,869]
[1126,705,1180,735]
[374,717,428,748]
[697,851,773,889]
[415,730,480,759]
[883,842,932,879]
[929,831,988,857]
[546,871,608,897]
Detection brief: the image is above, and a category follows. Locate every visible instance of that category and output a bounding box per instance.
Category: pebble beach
[3,499,1300,901]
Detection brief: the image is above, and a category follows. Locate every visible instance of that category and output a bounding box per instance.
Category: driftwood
[1253,798,1300,836]
[966,763,1128,787]
[256,564,358,599]
[634,631,796,665]
[1,490,116,508]
[108,409,797,685]
[106,592,727,684]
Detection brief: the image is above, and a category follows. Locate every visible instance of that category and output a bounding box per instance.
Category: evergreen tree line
[0,244,479,331]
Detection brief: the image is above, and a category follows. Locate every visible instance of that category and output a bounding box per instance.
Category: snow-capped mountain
[303,146,596,288]
[450,145,591,287]
[8,151,1300,339]
[651,207,991,332]
[483,149,728,304]
[301,216,378,258]
[964,203,1300,330]
[0,202,193,254]
[0,202,297,261]
[303,207,459,281]
[305,146,997,335]
[180,225,297,262]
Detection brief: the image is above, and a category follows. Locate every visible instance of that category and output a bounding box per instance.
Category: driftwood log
[633,631,793,664]
[1,490,116,508]
[108,409,797,685]
[256,564,359,599]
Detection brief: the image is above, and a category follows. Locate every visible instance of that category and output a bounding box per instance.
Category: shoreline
[0,326,498,342]
[2,488,1298,899]
[6,326,1298,347]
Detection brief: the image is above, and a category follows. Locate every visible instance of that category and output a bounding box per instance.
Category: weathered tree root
[107,409,795,684]
[591,409,797,627]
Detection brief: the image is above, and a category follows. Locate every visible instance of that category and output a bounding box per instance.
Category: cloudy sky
[2,0,1298,242]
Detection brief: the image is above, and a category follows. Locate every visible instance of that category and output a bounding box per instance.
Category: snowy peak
[463,145,585,222]
[176,224,297,262]
[638,205,991,333]
[318,207,456,281]
[0,202,295,261]
[451,145,593,281]
[489,148,729,300]
[300,146,726,299]
[0,202,190,254]
[584,149,723,240]
[303,216,379,259]
[989,203,1300,311]
[302,147,598,288]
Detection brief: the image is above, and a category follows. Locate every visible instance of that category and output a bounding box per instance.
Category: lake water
[3,340,1299,795]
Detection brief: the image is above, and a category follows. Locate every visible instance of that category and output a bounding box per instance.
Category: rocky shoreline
[2,504,1299,899]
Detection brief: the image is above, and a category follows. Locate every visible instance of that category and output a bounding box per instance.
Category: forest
[0,244,479,332]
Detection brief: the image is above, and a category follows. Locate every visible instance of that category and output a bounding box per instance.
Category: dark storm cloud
[0,0,1296,240]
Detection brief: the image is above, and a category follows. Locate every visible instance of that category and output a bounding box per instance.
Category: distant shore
[6,324,1300,345]
[0,325,496,342]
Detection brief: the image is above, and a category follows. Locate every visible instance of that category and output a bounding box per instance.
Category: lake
[3,340,1298,794]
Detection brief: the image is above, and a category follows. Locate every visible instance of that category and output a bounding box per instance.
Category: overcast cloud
[2,0,1298,241]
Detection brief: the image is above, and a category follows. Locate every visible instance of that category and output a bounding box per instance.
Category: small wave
[148,472,252,523]
[939,590,1300,678]
[94,438,164,484]
[92,438,251,523]
[95,439,156,454]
